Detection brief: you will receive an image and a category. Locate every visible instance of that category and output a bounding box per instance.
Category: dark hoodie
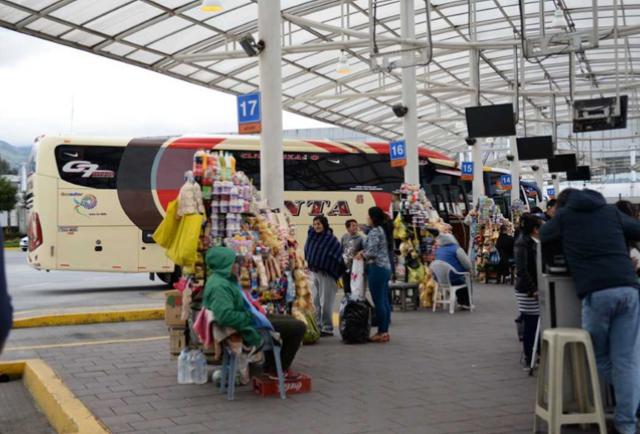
[0,230,12,353]
[540,189,640,298]
[203,247,261,347]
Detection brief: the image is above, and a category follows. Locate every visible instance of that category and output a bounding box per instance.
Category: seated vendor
[204,246,306,377]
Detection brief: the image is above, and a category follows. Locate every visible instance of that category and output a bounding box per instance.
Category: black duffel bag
[339,297,372,344]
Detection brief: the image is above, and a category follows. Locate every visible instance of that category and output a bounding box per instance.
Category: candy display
[467,196,511,280]
[392,184,443,308]
[155,148,318,354]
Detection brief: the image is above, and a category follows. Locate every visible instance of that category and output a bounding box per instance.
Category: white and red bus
[26,135,464,284]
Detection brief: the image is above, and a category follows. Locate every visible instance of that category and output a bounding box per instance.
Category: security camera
[531,165,540,171]
[506,155,515,162]
[465,137,477,146]
[392,104,409,118]
[239,35,265,57]
[551,174,557,180]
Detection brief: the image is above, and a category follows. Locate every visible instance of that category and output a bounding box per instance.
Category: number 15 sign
[237,92,261,134]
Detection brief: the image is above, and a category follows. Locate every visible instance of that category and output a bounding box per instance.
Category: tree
[0,178,17,230]
[0,158,16,175]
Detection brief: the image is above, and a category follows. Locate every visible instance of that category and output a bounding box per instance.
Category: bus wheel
[156,267,181,288]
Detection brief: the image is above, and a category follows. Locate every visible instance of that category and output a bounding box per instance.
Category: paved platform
[0,284,589,434]
[0,379,55,434]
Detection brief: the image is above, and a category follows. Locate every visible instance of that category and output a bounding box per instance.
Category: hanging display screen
[547,154,577,173]
[566,165,591,181]
[516,136,554,161]
[465,103,516,138]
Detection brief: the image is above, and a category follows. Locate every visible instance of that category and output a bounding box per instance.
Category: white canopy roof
[1,0,639,168]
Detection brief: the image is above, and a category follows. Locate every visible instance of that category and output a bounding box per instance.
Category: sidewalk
[2,284,541,434]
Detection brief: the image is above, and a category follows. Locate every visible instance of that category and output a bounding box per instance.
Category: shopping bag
[350,258,366,300]
[153,200,179,248]
[167,214,204,267]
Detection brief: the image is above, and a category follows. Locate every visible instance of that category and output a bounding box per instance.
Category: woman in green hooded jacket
[203,246,306,374]
[203,246,261,347]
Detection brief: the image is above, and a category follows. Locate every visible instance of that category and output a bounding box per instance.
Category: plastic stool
[219,330,286,400]
[534,328,606,434]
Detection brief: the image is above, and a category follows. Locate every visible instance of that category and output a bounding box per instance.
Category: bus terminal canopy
[2,0,640,159]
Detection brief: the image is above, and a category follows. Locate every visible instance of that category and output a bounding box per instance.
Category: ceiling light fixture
[201,0,224,13]
[336,51,351,75]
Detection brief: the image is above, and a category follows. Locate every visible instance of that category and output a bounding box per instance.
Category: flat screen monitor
[465,103,516,138]
[547,154,577,173]
[516,136,555,161]
[567,165,591,181]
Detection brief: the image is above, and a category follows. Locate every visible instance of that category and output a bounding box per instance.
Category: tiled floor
[0,284,583,434]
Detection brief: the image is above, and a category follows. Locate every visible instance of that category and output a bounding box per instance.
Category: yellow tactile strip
[13,308,165,329]
[0,359,109,434]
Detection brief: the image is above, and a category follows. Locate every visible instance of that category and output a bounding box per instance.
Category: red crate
[252,372,312,397]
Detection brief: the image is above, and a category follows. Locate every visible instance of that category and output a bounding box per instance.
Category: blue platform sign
[237,92,261,134]
[461,162,473,180]
[499,174,512,190]
[547,187,556,198]
[389,140,406,168]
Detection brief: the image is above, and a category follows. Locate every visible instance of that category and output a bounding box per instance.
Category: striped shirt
[515,291,540,315]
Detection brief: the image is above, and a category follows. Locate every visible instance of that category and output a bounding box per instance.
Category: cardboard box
[252,372,312,397]
[169,327,187,355]
[165,290,186,327]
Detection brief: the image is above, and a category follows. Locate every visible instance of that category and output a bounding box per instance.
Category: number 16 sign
[237,92,261,134]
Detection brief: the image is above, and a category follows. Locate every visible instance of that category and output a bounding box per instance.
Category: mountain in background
[0,140,31,170]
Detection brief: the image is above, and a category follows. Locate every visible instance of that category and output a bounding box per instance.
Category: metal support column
[469,0,484,205]
[510,138,521,204]
[400,0,419,184]
[258,0,284,209]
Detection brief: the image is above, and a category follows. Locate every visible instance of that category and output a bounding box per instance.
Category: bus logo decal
[62,160,115,179]
[73,194,98,217]
[327,201,351,217]
[285,200,304,217]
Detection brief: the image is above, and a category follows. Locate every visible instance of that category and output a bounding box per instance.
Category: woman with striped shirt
[514,213,543,367]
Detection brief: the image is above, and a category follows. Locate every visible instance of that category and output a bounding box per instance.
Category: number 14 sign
[237,92,261,134]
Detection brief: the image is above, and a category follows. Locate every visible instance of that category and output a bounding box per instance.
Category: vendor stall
[391,183,443,309]
[153,149,318,387]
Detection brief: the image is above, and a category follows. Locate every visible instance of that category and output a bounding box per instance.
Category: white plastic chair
[429,260,474,314]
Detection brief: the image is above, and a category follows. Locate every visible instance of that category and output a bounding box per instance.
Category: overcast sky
[0,28,329,147]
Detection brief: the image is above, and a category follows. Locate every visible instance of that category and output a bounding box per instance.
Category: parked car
[20,236,28,252]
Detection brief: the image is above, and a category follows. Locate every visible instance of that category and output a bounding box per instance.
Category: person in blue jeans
[541,188,640,434]
[356,207,392,343]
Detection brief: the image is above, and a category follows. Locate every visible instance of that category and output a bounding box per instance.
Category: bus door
[55,145,139,272]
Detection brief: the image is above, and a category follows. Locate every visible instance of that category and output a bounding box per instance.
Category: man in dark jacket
[0,230,12,353]
[540,189,640,434]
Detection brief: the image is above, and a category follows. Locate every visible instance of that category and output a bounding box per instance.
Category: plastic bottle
[192,350,208,385]
[177,349,192,384]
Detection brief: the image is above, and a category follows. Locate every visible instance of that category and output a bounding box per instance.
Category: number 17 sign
[237,92,261,134]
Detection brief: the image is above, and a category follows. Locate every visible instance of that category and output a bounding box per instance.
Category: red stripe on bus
[306,140,351,154]
[157,189,180,211]
[169,137,226,150]
[371,192,393,215]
